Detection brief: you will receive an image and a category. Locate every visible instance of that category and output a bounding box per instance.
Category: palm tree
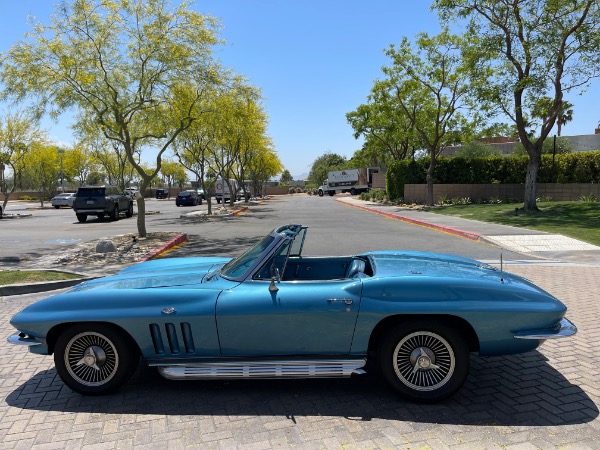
[556,101,574,136]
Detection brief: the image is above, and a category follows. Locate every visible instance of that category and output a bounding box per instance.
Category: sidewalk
[336,196,600,265]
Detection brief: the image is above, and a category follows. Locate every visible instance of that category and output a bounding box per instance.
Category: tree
[173,92,219,214]
[280,170,293,184]
[531,97,575,137]
[160,159,186,190]
[63,145,96,187]
[346,83,419,165]
[382,29,472,206]
[0,110,45,213]
[435,0,600,211]
[23,143,61,206]
[0,0,222,236]
[454,141,502,158]
[308,153,347,187]
[246,145,282,197]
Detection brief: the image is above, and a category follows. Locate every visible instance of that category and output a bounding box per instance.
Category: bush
[386,151,600,200]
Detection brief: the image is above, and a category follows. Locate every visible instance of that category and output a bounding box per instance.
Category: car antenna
[500,253,504,284]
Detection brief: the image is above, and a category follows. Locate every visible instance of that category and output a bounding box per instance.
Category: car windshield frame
[220,224,305,282]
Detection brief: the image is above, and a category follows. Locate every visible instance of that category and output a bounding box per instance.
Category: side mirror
[268,267,281,292]
[269,278,279,292]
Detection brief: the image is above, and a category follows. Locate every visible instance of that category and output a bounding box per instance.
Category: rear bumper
[514,317,577,340]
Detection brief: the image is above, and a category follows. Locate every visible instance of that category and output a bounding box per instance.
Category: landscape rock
[96,240,118,253]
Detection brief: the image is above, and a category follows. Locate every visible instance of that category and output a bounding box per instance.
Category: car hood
[71,256,232,291]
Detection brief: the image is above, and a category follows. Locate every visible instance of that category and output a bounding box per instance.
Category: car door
[215,278,362,357]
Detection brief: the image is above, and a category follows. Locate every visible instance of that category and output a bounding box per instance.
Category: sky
[1,1,599,179]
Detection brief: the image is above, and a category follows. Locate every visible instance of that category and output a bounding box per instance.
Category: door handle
[326,298,353,305]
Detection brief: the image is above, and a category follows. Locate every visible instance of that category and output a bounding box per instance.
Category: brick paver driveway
[1,264,598,449]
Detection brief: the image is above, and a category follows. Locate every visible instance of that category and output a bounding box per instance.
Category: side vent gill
[150,322,196,355]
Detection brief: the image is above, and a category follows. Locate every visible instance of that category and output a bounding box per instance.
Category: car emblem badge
[161,307,176,315]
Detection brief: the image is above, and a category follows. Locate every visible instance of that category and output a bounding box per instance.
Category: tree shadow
[6,352,597,427]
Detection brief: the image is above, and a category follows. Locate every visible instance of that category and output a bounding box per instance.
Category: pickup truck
[73,186,134,223]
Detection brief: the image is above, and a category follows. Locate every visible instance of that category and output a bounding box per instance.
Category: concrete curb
[139,233,188,261]
[336,198,482,241]
[0,276,97,297]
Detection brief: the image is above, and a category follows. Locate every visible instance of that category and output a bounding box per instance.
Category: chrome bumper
[7,333,42,346]
[514,318,577,340]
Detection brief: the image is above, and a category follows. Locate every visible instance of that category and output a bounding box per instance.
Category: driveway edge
[336,198,482,241]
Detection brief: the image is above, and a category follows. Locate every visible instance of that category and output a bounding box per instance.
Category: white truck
[318,167,379,197]
[215,178,241,204]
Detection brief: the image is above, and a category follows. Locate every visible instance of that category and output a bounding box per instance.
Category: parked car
[176,190,201,206]
[0,204,2,219]
[124,188,138,200]
[51,192,76,208]
[8,224,576,401]
[155,188,169,199]
[72,186,133,222]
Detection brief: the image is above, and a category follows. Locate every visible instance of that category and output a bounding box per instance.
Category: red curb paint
[140,233,188,261]
[337,199,482,241]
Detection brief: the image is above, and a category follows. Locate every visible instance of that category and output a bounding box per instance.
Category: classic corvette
[8,224,577,402]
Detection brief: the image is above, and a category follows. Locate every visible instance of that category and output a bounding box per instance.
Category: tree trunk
[523,151,541,211]
[136,179,152,237]
[136,196,147,237]
[426,155,436,206]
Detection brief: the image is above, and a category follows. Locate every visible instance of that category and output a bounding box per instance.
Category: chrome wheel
[379,322,469,402]
[64,332,119,387]
[393,331,455,391]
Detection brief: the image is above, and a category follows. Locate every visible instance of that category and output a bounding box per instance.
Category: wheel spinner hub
[82,345,107,368]
[411,346,435,369]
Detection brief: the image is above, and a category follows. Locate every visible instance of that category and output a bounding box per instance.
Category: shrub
[579,194,598,203]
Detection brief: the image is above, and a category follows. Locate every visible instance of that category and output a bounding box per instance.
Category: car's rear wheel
[54,324,138,395]
[378,321,469,402]
[76,213,87,223]
[54,205,60,209]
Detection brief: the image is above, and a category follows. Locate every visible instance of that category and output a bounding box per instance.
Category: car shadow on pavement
[6,351,597,427]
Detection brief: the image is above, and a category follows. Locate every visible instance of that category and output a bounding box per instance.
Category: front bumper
[8,333,42,346]
[514,317,577,340]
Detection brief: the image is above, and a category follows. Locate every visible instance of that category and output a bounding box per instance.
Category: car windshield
[220,235,275,279]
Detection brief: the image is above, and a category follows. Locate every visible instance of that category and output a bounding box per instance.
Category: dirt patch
[29,232,181,275]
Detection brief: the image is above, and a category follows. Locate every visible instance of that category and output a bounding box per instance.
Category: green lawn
[0,270,82,286]
[429,201,600,246]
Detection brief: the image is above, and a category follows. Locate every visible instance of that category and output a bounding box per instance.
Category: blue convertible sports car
[8,224,577,402]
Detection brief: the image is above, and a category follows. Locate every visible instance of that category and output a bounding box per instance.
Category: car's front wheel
[53,324,139,395]
[54,205,60,209]
[378,321,469,402]
[125,202,133,218]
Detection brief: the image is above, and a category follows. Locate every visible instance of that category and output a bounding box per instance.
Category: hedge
[386,151,600,200]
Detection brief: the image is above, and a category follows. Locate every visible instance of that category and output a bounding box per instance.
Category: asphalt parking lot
[1,196,599,449]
